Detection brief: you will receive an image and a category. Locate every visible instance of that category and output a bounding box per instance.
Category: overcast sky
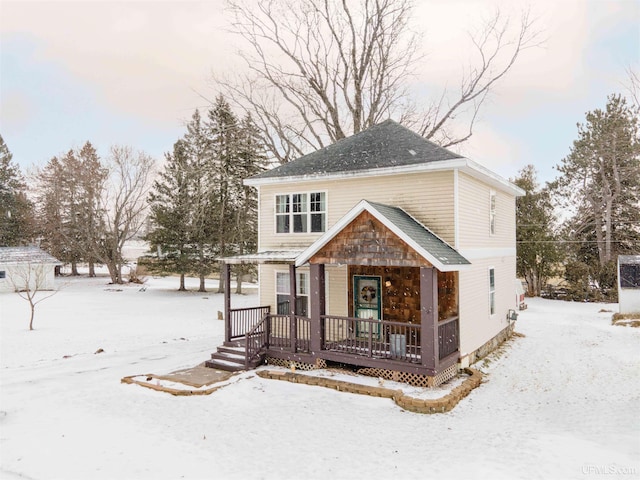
[1,0,638,185]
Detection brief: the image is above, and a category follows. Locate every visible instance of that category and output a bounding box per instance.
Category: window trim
[274,191,327,234]
[489,266,496,316]
[274,269,310,316]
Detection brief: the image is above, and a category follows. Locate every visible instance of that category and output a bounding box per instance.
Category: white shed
[618,255,640,314]
[0,247,61,293]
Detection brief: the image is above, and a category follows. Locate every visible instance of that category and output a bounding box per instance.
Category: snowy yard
[1,274,639,480]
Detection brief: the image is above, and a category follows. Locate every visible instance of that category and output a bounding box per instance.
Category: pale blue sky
[1,0,638,186]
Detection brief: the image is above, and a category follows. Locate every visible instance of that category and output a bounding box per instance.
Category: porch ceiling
[295,200,471,271]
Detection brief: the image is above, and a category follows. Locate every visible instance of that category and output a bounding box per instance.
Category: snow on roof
[0,246,61,265]
[221,250,304,265]
[248,119,462,181]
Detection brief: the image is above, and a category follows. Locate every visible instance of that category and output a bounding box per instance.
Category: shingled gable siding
[258,170,456,252]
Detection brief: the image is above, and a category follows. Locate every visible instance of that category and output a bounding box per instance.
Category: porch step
[205,342,263,372]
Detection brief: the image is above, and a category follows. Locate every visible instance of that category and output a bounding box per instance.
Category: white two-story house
[210,120,523,386]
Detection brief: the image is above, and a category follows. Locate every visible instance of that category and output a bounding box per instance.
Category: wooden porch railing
[438,316,459,360]
[265,314,311,353]
[229,306,271,341]
[322,316,422,363]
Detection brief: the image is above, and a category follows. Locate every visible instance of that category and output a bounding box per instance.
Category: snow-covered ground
[1,273,638,480]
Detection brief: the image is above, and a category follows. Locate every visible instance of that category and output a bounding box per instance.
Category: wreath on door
[360,285,377,302]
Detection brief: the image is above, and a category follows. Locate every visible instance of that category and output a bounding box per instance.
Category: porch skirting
[266,355,459,388]
[459,321,516,368]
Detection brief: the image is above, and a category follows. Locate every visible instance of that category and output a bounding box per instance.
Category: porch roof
[295,200,471,271]
[221,250,304,265]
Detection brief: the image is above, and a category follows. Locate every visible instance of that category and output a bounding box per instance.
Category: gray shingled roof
[366,201,470,267]
[250,119,462,180]
[0,246,61,265]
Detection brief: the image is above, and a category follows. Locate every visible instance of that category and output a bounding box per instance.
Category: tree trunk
[29,301,35,331]
[88,260,95,277]
[71,261,79,276]
[235,270,243,294]
[179,273,186,291]
[198,274,206,293]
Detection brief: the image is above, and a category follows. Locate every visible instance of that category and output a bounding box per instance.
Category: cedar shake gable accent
[311,210,432,267]
[249,119,462,181]
[295,200,470,271]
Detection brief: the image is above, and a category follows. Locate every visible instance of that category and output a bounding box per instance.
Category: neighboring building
[212,120,524,386]
[618,255,640,314]
[0,246,61,293]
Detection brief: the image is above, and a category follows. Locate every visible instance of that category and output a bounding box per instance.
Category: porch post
[289,264,297,353]
[310,263,325,353]
[420,266,439,370]
[223,262,231,343]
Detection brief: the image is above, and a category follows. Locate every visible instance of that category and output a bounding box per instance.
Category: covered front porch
[211,200,470,380]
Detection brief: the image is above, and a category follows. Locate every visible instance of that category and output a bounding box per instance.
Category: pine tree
[513,165,561,296]
[552,94,640,297]
[0,135,34,246]
[146,140,195,291]
[231,113,266,293]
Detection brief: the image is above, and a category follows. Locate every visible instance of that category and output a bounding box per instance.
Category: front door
[353,275,382,338]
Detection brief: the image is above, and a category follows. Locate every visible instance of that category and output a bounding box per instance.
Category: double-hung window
[276,192,326,233]
[489,267,496,315]
[275,271,309,316]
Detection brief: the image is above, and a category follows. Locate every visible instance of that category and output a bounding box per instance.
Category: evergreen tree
[34,156,67,260]
[184,108,217,292]
[231,113,266,293]
[146,140,195,291]
[0,135,34,246]
[513,165,562,296]
[76,142,107,277]
[552,94,640,297]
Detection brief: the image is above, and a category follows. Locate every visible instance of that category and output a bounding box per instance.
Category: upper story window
[489,190,496,235]
[276,192,326,233]
[0,270,5,279]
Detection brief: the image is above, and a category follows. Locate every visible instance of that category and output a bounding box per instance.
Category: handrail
[244,313,270,369]
[230,305,270,340]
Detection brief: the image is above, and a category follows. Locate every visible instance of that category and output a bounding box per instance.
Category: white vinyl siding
[458,256,516,357]
[458,172,514,250]
[260,171,455,250]
[489,190,496,236]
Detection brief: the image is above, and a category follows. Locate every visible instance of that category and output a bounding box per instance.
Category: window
[0,271,5,279]
[275,271,309,316]
[489,190,496,235]
[620,263,640,289]
[275,192,326,233]
[489,268,496,315]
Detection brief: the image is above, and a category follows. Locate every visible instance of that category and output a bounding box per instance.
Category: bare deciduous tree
[94,146,155,284]
[10,262,58,330]
[217,0,541,163]
[625,66,639,109]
